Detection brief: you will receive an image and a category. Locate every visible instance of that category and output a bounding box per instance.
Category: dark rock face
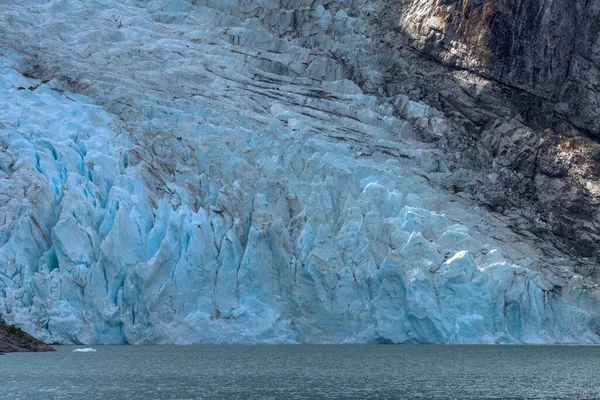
[0,318,54,354]
[376,0,600,265]
[392,0,600,137]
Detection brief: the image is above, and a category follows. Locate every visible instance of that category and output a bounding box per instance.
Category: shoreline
[0,318,55,355]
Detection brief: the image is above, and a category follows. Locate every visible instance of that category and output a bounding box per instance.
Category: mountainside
[1,0,599,344]
[383,0,600,263]
[0,318,54,354]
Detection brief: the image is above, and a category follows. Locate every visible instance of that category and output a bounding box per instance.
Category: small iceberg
[73,348,97,353]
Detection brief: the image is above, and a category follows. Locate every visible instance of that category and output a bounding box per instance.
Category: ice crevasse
[0,0,599,344]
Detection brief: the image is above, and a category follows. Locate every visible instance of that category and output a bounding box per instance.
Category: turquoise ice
[0,0,599,344]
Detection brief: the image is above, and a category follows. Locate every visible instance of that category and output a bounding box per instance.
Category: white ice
[73,348,97,353]
[0,0,599,345]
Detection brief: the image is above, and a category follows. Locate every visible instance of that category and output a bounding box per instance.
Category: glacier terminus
[1,0,600,345]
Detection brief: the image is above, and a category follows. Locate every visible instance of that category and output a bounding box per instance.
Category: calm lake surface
[2,345,600,399]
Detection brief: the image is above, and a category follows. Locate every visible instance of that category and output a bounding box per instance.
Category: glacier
[1,0,600,345]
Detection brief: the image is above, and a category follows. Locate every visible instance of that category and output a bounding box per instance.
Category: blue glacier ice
[0,0,599,345]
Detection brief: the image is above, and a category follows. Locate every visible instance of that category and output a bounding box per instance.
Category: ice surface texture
[0,0,599,344]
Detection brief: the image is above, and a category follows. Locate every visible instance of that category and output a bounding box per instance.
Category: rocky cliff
[391,0,600,134]
[0,318,54,354]
[380,0,600,266]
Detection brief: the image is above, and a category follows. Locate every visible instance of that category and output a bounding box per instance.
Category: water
[2,345,600,399]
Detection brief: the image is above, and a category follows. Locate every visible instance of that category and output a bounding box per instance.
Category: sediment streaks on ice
[0,0,599,344]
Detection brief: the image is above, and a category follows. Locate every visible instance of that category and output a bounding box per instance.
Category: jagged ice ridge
[1,0,599,344]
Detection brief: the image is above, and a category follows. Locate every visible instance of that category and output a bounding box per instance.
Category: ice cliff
[1,0,600,344]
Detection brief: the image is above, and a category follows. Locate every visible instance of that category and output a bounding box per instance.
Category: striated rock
[380,0,600,263]
[388,0,600,136]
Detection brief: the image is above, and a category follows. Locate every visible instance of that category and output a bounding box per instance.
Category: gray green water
[1,345,600,399]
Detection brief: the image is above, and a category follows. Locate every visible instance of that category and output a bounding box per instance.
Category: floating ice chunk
[73,348,97,353]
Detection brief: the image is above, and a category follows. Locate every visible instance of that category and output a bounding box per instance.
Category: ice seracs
[0,0,599,345]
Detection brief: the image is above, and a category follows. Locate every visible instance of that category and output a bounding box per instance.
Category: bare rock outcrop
[0,318,54,354]
[376,0,600,266]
